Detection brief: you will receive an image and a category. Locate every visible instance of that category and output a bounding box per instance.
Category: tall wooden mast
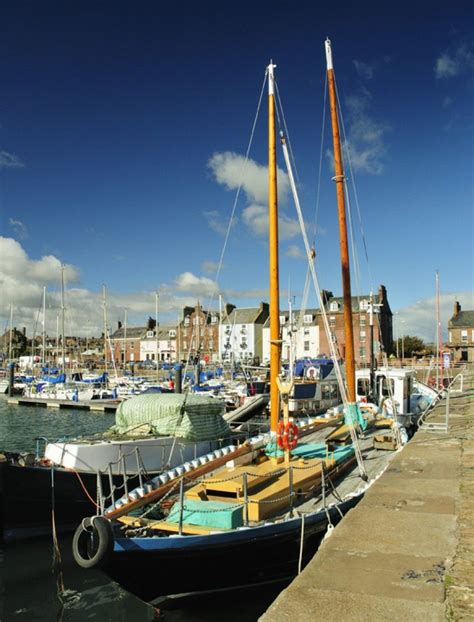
[268,62,281,432]
[325,39,356,403]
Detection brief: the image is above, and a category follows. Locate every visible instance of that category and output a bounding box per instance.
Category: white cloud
[241,204,301,240]
[203,210,237,236]
[208,151,290,205]
[0,238,275,338]
[202,260,221,275]
[435,43,474,79]
[8,218,28,240]
[395,291,474,342]
[0,150,24,169]
[331,91,390,175]
[353,59,374,80]
[285,244,304,259]
[174,272,219,297]
[209,152,303,240]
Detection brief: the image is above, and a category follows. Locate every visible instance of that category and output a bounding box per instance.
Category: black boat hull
[0,458,155,542]
[103,496,360,602]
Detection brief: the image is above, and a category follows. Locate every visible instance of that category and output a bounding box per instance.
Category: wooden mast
[325,39,356,403]
[268,61,281,432]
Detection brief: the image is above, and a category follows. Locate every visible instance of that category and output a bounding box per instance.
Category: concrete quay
[261,375,474,621]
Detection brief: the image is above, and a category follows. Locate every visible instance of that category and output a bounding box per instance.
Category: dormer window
[211,315,218,324]
[330,302,339,312]
[184,316,190,326]
[303,314,313,323]
[169,330,176,338]
[279,316,286,324]
[359,300,369,310]
[146,331,154,338]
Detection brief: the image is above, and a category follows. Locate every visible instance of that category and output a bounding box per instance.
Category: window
[280,316,286,324]
[330,302,339,312]
[359,347,366,358]
[184,316,190,326]
[331,333,337,343]
[360,331,366,342]
[211,315,218,324]
[183,341,187,349]
[357,378,370,395]
[359,315,366,326]
[303,314,313,323]
[169,330,176,337]
[146,331,154,338]
[449,331,452,343]
[461,330,468,343]
[209,340,214,349]
[130,342,135,349]
[329,316,336,328]
[146,353,150,360]
[359,300,369,310]
[304,328,310,335]
[304,341,310,351]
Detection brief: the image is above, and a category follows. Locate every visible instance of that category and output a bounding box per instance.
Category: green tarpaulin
[112,393,231,441]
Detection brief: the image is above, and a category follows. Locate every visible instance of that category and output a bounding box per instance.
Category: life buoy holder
[305,366,319,380]
[276,420,299,450]
[72,515,114,569]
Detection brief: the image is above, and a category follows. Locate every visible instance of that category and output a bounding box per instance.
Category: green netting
[166,499,243,529]
[112,393,231,441]
[265,441,355,463]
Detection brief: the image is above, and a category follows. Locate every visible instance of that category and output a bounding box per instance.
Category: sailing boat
[71,43,424,602]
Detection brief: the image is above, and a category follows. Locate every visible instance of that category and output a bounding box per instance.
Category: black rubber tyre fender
[72,516,114,569]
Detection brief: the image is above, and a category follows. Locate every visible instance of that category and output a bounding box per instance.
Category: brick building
[177,302,235,363]
[447,302,474,363]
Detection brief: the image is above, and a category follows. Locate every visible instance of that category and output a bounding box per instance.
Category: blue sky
[0,1,472,342]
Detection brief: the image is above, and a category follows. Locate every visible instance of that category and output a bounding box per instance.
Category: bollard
[8,363,15,397]
[174,363,183,394]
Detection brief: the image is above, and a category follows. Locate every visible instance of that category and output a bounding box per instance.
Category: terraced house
[447,302,474,363]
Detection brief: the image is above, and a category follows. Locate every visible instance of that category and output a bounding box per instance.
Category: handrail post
[135,448,143,490]
[97,471,104,515]
[121,455,128,499]
[178,477,185,536]
[289,466,294,516]
[243,472,249,526]
[108,464,115,507]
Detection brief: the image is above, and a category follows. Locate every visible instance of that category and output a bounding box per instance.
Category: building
[261,285,393,367]
[262,308,319,363]
[177,303,235,363]
[447,302,474,363]
[109,323,148,365]
[140,325,177,362]
[318,285,393,365]
[221,303,269,364]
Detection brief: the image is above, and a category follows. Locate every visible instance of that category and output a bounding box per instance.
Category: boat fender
[72,515,114,569]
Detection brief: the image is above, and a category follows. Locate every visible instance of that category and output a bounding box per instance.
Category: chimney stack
[453,301,461,317]
[118,321,122,330]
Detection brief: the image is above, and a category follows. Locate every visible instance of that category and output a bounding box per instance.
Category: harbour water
[0,396,283,621]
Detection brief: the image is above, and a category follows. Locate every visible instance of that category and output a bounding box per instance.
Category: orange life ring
[276,420,299,450]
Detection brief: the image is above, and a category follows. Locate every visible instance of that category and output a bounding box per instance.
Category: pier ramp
[261,375,474,621]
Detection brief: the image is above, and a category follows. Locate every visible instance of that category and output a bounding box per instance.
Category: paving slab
[260,382,474,622]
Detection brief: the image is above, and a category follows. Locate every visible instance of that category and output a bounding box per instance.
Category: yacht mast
[155,291,159,380]
[42,286,46,366]
[60,264,66,374]
[325,39,356,403]
[268,61,281,432]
